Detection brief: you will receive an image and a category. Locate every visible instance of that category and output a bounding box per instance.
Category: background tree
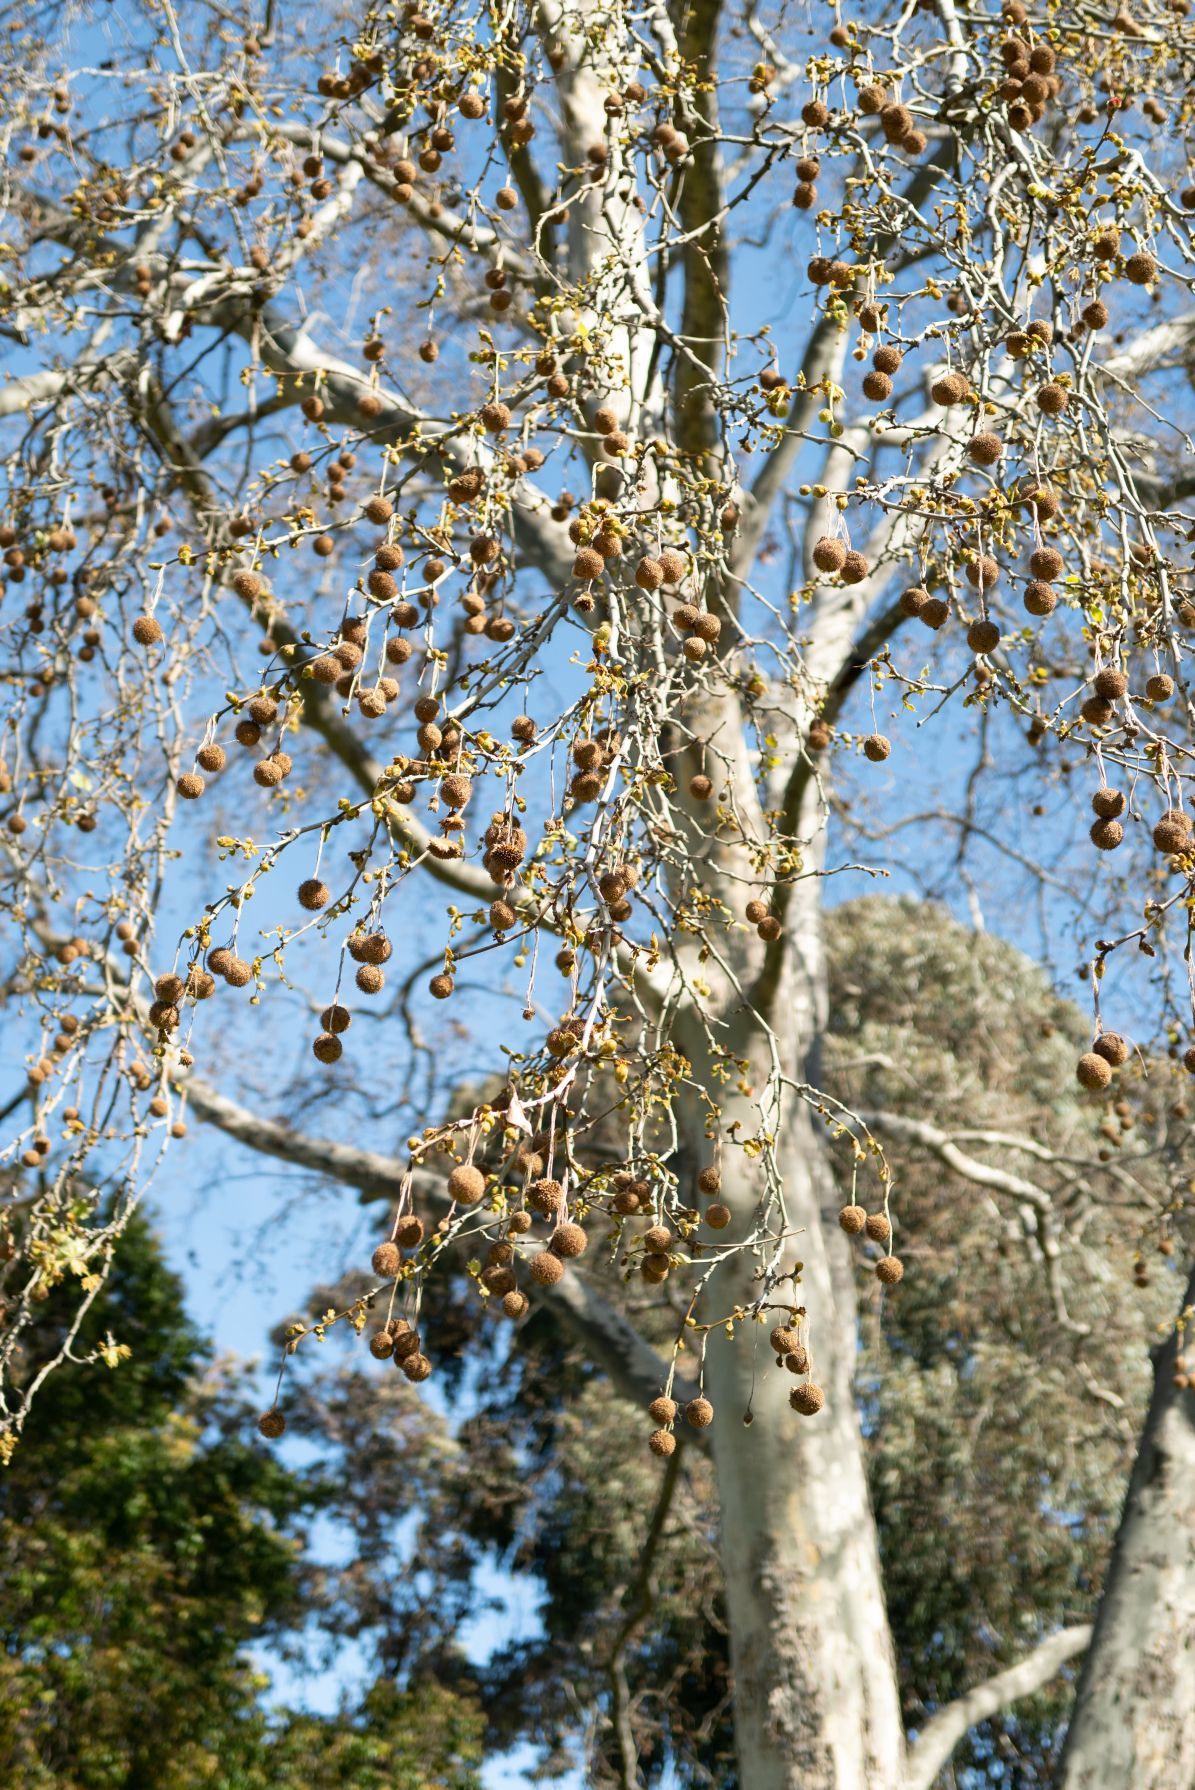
[2,1,1195,1787]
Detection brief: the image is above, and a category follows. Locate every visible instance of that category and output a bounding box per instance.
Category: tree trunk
[1057,1262,1195,1790]
[676,872,905,1790]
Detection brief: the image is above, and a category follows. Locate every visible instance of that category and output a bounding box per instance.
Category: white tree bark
[1058,1262,1195,1790]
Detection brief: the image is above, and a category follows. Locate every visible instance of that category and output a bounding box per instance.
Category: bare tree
[2,0,1195,1784]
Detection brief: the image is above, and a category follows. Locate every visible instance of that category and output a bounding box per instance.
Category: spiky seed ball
[857,82,888,114]
[967,619,1000,655]
[313,1032,343,1063]
[448,1163,486,1205]
[862,370,892,402]
[395,1215,424,1247]
[841,550,869,584]
[1082,299,1109,331]
[1037,383,1068,416]
[689,773,713,800]
[197,743,226,773]
[1091,819,1125,851]
[876,1255,904,1285]
[785,1347,811,1374]
[573,547,604,580]
[899,586,928,617]
[529,1177,564,1214]
[1094,668,1127,700]
[706,1203,732,1229]
[429,973,455,1000]
[356,963,384,994]
[649,1395,678,1425]
[770,1325,799,1357]
[968,432,1003,466]
[1029,546,1063,581]
[298,878,331,911]
[502,1291,530,1320]
[1094,1032,1130,1067]
[529,1250,565,1286]
[391,1325,419,1358]
[369,1330,394,1359]
[758,915,783,942]
[224,957,253,988]
[1077,1052,1113,1091]
[133,615,164,645]
[1146,674,1175,701]
[966,555,1000,590]
[372,1240,401,1276]
[402,1353,432,1382]
[1025,581,1056,617]
[1125,251,1157,285]
[258,1409,285,1439]
[348,931,391,965]
[480,401,512,432]
[931,372,968,405]
[550,1222,588,1259]
[864,1212,891,1242]
[649,1429,676,1457]
[1154,813,1192,853]
[1092,788,1126,819]
[635,556,664,591]
[812,536,846,573]
[873,345,903,375]
[177,772,205,800]
[697,1165,721,1195]
[685,1397,714,1429]
[863,734,890,762]
[658,548,688,584]
[790,1383,825,1416]
[838,1203,867,1234]
[744,899,767,924]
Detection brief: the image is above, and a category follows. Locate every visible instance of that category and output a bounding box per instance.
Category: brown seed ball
[967,619,1000,655]
[770,1325,799,1357]
[648,1395,678,1425]
[862,370,893,402]
[706,1203,732,1229]
[966,555,1000,591]
[1154,813,1192,853]
[428,972,455,1000]
[635,556,664,591]
[369,1330,395,1360]
[197,743,227,773]
[658,548,688,584]
[529,1249,565,1286]
[572,546,604,581]
[1076,1052,1113,1091]
[690,774,713,800]
[528,1176,564,1214]
[857,83,888,115]
[873,345,903,375]
[395,1215,424,1248]
[863,734,890,763]
[968,432,1004,466]
[298,878,331,911]
[757,915,783,942]
[790,1383,825,1416]
[257,1409,285,1439]
[648,1429,677,1457]
[402,1352,432,1383]
[1029,546,1063,581]
[841,550,869,584]
[224,957,253,988]
[685,1396,714,1429]
[876,1255,904,1285]
[697,1165,721,1195]
[785,1348,811,1375]
[1092,788,1126,820]
[1024,581,1057,617]
[1090,819,1125,851]
[1094,1032,1130,1067]
[899,586,928,618]
[643,1224,673,1255]
[931,371,969,406]
[745,899,768,924]
[550,1222,588,1259]
[838,1203,867,1234]
[448,1163,486,1205]
[1094,667,1128,701]
[1125,251,1157,285]
[177,772,205,800]
[372,1240,402,1275]
[313,1032,343,1064]
[1037,382,1068,416]
[1146,674,1175,701]
[502,1291,530,1320]
[812,535,847,573]
[132,614,164,645]
[864,1212,891,1243]
[1184,1048,1195,1076]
